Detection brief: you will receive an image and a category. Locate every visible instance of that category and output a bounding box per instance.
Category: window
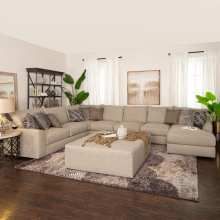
[84,58,124,105]
[170,52,217,108]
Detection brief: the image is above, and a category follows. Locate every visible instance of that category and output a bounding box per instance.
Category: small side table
[0,130,22,159]
[216,141,220,168]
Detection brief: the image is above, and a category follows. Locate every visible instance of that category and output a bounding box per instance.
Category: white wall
[0,33,66,110]
[66,42,220,106]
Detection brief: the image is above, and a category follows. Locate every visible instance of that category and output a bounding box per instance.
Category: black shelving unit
[26,68,64,109]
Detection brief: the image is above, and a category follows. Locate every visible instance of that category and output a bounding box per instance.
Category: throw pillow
[89,107,104,121]
[47,113,62,128]
[79,107,90,120]
[33,112,52,130]
[192,111,207,129]
[165,109,180,124]
[23,113,40,129]
[68,109,85,122]
[178,109,193,126]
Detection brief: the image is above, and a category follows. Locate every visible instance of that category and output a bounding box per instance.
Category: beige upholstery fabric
[123,106,147,123]
[147,107,167,123]
[46,127,70,145]
[167,144,216,158]
[63,121,89,136]
[114,122,143,132]
[151,135,167,145]
[168,125,216,147]
[45,107,69,124]
[103,106,123,121]
[46,131,89,155]
[89,120,116,131]
[141,123,170,136]
[66,105,80,110]
[65,133,150,177]
[18,128,47,158]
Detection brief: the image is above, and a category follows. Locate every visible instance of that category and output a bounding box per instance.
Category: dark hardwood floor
[0,157,220,220]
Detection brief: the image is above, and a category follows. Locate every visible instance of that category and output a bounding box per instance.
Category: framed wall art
[127,70,160,105]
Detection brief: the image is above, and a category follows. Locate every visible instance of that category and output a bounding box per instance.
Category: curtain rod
[188,51,204,54]
[97,56,123,60]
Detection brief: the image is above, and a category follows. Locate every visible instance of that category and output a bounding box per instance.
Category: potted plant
[196,91,220,135]
[63,69,89,105]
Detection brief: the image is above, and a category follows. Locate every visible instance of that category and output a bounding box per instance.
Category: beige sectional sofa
[10,105,216,159]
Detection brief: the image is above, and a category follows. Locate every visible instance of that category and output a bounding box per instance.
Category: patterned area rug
[16,145,198,201]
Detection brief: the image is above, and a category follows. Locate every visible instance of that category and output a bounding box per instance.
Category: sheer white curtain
[170,52,217,108]
[84,58,124,105]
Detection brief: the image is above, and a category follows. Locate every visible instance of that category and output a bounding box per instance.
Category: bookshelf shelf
[27,68,64,109]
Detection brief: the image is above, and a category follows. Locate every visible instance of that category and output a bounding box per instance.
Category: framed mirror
[0,72,18,109]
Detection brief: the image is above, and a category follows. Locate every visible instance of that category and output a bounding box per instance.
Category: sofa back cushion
[47,113,62,128]
[45,107,69,124]
[103,106,123,121]
[89,107,104,121]
[165,109,181,124]
[79,107,90,120]
[177,108,194,126]
[123,106,147,123]
[147,107,167,123]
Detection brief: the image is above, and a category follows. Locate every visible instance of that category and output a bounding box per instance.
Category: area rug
[16,145,198,201]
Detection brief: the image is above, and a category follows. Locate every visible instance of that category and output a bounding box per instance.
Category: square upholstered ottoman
[65,133,151,178]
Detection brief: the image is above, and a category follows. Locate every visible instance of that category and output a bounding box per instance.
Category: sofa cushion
[89,121,116,131]
[67,109,85,122]
[114,122,142,132]
[46,127,69,145]
[22,113,41,129]
[147,107,167,123]
[79,107,90,120]
[63,121,89,136]
[167,125,216,147]
[45,107,69,124]
[178,109,193,126]
[192,110,207,129]
[47,113,62,128]
[165,109,180,124]
[89,107,104,121]
[103,106,123,121]
[123,107,147,123]
[141,123,170,136]
[33,112,52,130]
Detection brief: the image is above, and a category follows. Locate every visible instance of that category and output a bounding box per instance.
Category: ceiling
[0,0,220,54]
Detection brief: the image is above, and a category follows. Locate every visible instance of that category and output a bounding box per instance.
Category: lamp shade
[0,98,15,114]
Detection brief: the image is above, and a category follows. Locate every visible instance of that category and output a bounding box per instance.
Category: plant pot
[213,121,220,136]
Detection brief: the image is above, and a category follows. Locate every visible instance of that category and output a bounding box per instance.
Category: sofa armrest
[18,128,47,159]
[203,121,213,133]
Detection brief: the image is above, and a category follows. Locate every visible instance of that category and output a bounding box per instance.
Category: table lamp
[0,98,15,134]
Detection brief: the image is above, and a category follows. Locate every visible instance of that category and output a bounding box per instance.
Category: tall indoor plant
[63,69,89,105]
[196,91,220,134]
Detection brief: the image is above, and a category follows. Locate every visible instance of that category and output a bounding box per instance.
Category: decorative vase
[117,125,127,140]
[0,119,11,134]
